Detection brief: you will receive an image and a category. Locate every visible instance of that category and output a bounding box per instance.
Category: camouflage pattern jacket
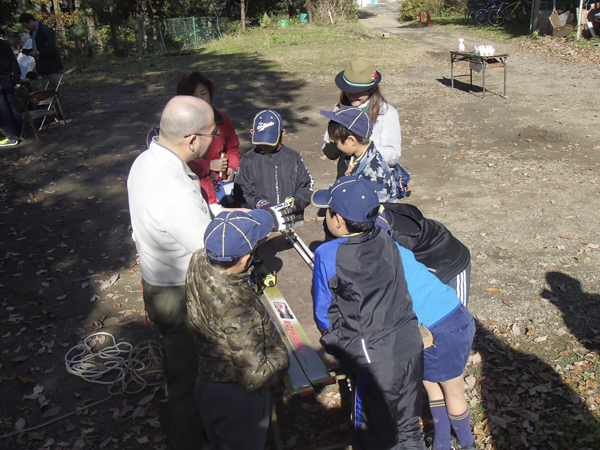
[186,250,289,389]
[346,142,398,203]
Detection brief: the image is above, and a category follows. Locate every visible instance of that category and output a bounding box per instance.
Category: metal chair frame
[40,74,65,130]
[21,89,65,144]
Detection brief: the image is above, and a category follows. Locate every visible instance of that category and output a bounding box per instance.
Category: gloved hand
[255,198,271,209]
[265,201,296,231]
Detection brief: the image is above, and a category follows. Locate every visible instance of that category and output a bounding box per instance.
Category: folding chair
[40,74,65,130]
[21,89,65,143]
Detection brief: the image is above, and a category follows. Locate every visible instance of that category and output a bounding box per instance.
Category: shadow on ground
[0,51,321,447]
[464,276,600,449]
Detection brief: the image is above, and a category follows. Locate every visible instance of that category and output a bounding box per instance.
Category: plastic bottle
[458,38,465,52]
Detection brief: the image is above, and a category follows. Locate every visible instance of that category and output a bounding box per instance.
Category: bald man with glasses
[127,96,223,450]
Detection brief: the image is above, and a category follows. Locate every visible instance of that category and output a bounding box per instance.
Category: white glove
[266,202,296,231]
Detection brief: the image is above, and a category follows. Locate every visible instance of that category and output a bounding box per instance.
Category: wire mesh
[53,17,221,59]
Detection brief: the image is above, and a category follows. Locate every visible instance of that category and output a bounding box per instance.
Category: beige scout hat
[334,58,382,93]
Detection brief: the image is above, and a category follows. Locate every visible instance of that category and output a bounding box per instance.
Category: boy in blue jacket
[312,176,424,450]
[313,176,477,450]
[397,246,476,450]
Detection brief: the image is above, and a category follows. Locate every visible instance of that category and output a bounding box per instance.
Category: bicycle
[488,0,529,26]
[473,1,502,25]
[464,2,486,24]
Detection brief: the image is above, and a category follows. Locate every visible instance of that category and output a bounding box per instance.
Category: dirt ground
[1,3,600,449]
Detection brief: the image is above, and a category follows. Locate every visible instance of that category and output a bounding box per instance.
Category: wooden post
[192,17,198,48]
[576,0,584,40]
[530,0,541,33]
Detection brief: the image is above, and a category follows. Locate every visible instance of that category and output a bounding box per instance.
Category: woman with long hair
[323,58,402,179]
[177,71,241,210]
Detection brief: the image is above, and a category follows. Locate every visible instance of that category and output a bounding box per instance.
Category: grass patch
[206,23,420,75]
[427,14,532,41]
[70,23,422,86]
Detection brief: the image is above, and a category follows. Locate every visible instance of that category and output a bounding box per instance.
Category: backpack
[393,163,411,199]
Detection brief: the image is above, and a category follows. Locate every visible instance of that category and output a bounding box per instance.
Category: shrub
[400,0,467,21]
[312,0,358,24]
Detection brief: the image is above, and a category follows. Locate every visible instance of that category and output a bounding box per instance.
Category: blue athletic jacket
[395,244,460,328]
[313,227,422,372]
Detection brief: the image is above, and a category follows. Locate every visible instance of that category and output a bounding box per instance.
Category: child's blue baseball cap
[311,176,379,223]
[320,106,373,139]
[252,109,284,146]
[204,210,273,261]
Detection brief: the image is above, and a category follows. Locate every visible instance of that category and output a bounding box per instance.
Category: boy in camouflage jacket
[186,210,289,449]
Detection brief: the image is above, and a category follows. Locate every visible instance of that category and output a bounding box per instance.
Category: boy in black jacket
[312,176,425,450]
[234,109,313,220]
[378,203,471,306]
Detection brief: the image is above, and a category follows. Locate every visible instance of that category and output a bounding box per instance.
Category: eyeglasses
[185,128,221,139]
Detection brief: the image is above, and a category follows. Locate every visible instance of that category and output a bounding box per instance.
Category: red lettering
[283,321,310,355]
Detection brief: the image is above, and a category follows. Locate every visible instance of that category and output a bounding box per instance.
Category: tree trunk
[305,0,312,22]
[137,13,146,58]
[241,0,247,32]
[53,0,63,29]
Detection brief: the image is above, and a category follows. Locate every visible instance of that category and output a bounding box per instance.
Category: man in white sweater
[127,95,218,450]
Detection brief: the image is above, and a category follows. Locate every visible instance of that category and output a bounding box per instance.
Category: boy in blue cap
[313,176,476,450]
[185,210,290,450]
[234,109,313,220]
[321,106,397,203]
[312,176,425,450]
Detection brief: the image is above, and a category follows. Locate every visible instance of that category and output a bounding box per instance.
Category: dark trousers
[142,280,205,450]
[194,379,270,450]
[0,81,22,138]
[353,351,426,450]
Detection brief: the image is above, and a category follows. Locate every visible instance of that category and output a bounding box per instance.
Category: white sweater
[323,100,402,167]
[127,141,212,286]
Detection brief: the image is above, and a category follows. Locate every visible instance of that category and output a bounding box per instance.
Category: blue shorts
[423,304,475,383]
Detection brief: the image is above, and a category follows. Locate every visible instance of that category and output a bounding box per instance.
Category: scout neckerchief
[344,141,371,175]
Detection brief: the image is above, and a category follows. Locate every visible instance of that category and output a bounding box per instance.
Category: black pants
[195,379,270,450]
[142,280,205,450]
[353,350,426,450]
[0,80,22,138]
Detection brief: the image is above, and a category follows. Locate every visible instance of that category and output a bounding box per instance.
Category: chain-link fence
[54,17,221,60]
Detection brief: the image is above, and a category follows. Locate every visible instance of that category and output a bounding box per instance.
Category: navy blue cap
[204,210,273,261]
[320,106,373,139]
[252,109,284,146]
[311,176,379,223]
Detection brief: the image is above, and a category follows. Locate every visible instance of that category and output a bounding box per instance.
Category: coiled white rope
[65,332,133,389]
[64,332,164,395]
[1,332,164,439]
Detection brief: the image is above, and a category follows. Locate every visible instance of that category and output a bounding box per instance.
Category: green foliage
[247,0,293,23]
[399,0,467,21]
[312,0,358,24]
[399,0,431,21]
[260,13,273,28]
[218,18,241,35]
[94,23,137,57]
